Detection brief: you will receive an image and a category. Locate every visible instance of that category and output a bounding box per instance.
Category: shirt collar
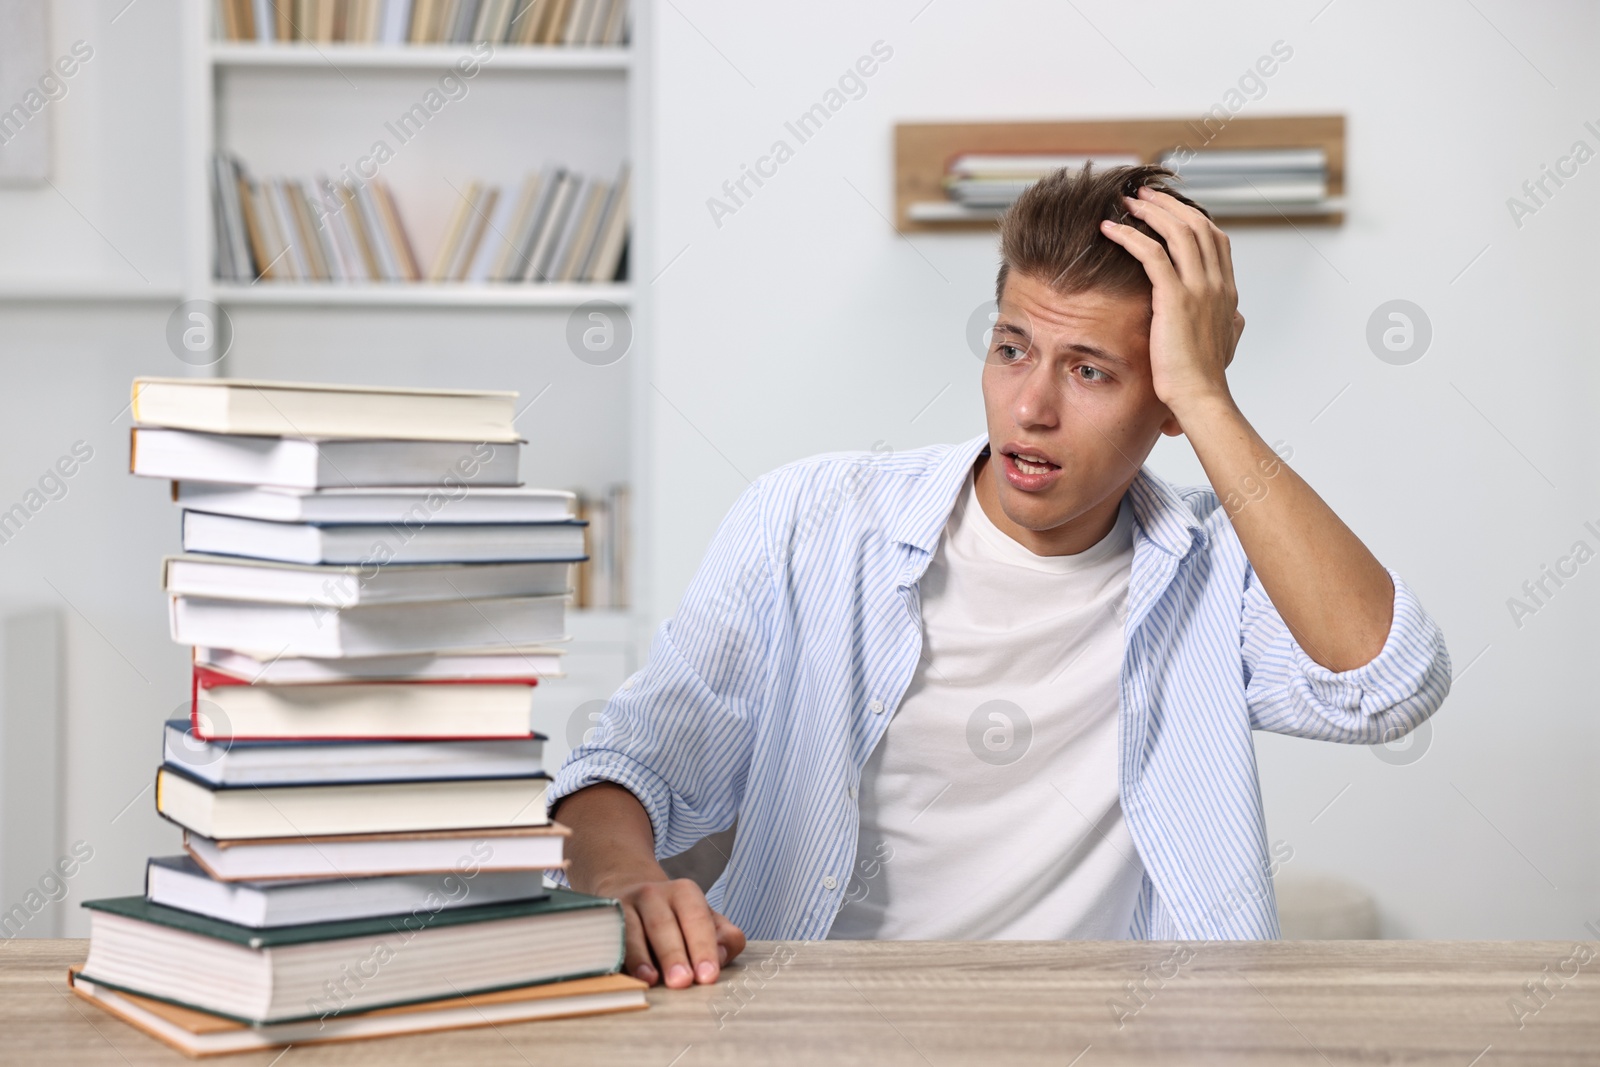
[891,432,1205,559]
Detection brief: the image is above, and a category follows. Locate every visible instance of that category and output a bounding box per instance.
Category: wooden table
[4,938,1597,1064]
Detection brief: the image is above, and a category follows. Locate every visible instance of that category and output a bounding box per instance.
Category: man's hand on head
[1099,186,1246,426]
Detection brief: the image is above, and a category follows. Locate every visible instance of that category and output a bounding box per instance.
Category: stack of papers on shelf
[942,152,1143,207]
[1157,147,1332,214]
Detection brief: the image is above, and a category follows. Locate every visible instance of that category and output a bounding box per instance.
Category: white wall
[639,0,1599,937]
[0,1,191,937]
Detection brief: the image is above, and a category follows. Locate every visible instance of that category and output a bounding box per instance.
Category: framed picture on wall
[0,0,52,184]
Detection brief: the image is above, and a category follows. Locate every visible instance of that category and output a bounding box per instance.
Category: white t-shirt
[827,466,1145,940]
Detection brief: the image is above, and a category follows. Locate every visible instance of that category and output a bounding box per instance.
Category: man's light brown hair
[995,162,1211,307]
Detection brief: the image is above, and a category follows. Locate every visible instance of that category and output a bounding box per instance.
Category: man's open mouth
[1007,451,1060,475]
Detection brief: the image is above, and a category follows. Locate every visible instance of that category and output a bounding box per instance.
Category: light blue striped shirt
[551,433,1451,940]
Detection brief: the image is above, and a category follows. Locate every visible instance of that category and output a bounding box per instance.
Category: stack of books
[73,377,643,1056]
[212,157,630,287]
[214,0,632,46]
[1156,147,1332,216]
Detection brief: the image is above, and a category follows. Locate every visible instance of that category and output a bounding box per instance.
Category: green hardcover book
[80,888,623,1025]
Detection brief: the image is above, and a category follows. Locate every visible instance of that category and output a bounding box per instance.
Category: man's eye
[1077,364,1110,382]
[996,343,1026,362]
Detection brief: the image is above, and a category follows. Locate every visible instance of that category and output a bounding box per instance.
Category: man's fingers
[664,880,724,985]
[1099,219,1180,289]
[620,904,659,986]
[1137,187,1228,288]
[712,912,748,967]
[634,884,694,989]
[1122,193,1207,282]
[1213,224,1237,299]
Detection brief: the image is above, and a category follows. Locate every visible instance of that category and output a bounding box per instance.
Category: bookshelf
[182,6,637,310]
[210,281,630,306]
[895,114,1346,231]
[208,43,632,70]
[177,0,651,683]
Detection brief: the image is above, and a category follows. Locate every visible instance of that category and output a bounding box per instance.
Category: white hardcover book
[170,593,569,657]
[155,767,552,839]
[184,825,569,881]
[196,645,567,684]
[130,428,520,489]
[181,512,587,565]
[164,720,545,785]
[163,554,572,606]
[176,483,574,523]
[145,854,549,927]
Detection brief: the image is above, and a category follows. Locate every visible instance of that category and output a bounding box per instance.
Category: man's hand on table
[554,782,747,988]
[593,872,748,988]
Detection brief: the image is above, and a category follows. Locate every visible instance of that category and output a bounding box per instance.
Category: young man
[549,165,1451,989]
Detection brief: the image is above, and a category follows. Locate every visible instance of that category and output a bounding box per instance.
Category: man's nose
[1013,362,1059,429]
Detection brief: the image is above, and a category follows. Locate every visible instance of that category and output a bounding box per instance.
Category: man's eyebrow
[1061,341,1130,367]
[991,320,1129,366]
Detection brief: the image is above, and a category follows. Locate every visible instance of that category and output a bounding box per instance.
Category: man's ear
[1159,411,1183,438]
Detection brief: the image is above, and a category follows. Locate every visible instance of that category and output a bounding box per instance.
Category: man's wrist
[1162,386,1242,438]
[589,861,671,900]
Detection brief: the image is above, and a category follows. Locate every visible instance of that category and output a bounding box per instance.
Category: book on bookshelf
[573,482,628,609]
[213,154,630,286]
[212,0,632,46]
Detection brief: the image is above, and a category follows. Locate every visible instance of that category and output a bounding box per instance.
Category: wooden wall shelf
[894,114,1345,231]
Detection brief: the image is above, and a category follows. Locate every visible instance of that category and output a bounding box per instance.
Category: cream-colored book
[131,377,520,441]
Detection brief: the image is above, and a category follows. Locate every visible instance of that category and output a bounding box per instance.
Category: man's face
[979,271,1180,552]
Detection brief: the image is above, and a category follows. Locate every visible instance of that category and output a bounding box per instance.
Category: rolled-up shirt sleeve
[1242,564,1452,743]
[548,476,775,859]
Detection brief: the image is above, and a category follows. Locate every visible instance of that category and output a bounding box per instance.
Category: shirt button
[823,875,838,890]
[621,676,635,690]
[868,699,884,714]
[848,784,858,799]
